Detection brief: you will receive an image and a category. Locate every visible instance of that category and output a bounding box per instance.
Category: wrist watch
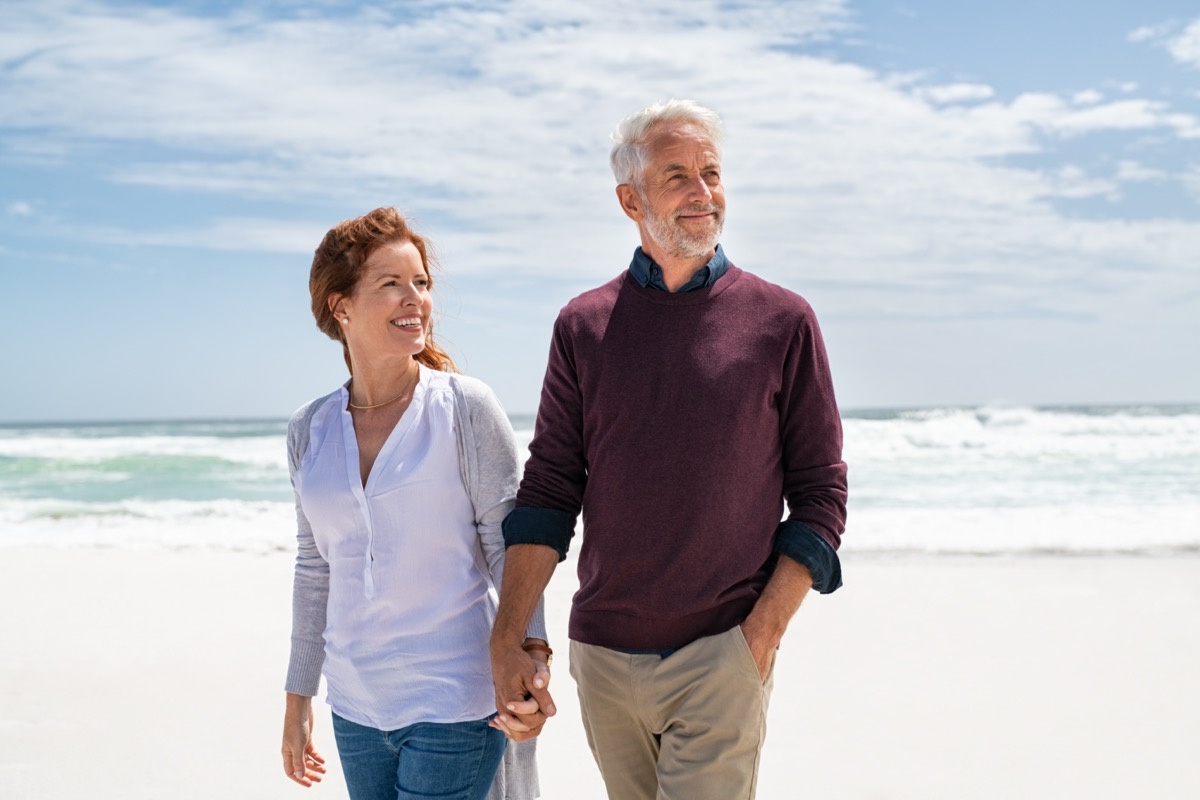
[521,641,553,666]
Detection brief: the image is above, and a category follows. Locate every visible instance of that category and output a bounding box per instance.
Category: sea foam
[2,406,1197,555]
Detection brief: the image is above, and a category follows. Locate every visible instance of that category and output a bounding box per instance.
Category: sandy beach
[2,548,1198,799]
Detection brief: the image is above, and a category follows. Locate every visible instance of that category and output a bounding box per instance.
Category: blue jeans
[331,712,505,800]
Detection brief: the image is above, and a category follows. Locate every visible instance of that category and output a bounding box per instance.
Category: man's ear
[616,184,643,222]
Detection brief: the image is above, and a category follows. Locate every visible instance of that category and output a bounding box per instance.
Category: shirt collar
[629,243,729,293]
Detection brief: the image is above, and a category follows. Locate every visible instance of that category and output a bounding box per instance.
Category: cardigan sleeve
[284,396,332,696]
[454,376,548,643]
[457,377,545,800]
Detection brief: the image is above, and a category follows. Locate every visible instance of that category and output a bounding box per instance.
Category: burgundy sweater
[505,264,848,650]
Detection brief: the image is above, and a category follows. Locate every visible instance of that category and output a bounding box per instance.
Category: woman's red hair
[309,207,457,374]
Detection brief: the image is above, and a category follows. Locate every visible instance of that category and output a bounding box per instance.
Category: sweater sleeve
[774,305,849,593]
[284,399,331,697]
[504,314,586,560]
[455,376,548,642]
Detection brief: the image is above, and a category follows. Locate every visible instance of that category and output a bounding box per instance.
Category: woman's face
[333,240,433,368]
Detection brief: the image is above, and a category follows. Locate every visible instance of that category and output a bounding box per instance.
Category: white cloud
[1165,112,1200,139]
[1127,17,1200,68]
[1115,160,1167,182]
[1127,23,1173,44]
[1182,165,1200,201]
[6,201,33,216]
[1167,19,1200,67]
[1045,166,1117,200]
[1009,95,1177,136]
[83,217,325,253]
[920,83,995,104]
[1,0,1198,327]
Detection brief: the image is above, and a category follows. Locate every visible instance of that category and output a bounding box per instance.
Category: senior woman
[281,207,548,800]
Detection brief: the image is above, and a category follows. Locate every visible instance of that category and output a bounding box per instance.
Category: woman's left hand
[282,693,328,786]
[490,658,551,741]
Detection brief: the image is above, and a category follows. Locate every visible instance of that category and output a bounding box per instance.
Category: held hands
[282,693,327,787]
[489,638,556,741]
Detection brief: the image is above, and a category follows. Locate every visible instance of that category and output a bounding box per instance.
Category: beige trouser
[569,626,775,800]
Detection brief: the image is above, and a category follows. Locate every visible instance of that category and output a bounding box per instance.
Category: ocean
[2,405,1197,556]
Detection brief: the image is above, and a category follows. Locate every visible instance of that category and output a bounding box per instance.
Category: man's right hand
[489,641,556,741]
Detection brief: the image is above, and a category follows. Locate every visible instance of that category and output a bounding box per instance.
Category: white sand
[1,549,1198,799]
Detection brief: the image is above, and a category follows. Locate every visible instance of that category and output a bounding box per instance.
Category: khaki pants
[569,626,775,800]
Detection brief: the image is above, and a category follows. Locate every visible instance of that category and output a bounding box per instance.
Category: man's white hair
[609,99,724,188]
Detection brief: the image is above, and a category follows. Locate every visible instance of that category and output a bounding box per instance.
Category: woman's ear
[329,294,348,325]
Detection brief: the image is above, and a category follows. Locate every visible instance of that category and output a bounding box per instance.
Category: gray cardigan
[285,372,543,800]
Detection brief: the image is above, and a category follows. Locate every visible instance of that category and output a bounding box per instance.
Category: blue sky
[2,0,1198,422]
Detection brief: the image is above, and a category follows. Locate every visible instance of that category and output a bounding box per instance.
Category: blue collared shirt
[629,244,729,292]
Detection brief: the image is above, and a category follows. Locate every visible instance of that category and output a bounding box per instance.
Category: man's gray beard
[645,205,724,260]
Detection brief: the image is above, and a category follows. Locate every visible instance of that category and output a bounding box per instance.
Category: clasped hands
[489,638,556,741]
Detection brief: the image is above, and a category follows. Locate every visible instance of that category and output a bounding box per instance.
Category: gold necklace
[347,366,419,410]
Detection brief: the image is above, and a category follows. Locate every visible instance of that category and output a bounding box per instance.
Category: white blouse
[293,367,504,730]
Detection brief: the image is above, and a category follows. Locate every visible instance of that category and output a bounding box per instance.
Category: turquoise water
[2,405,1198,554]
[0,419,291,504]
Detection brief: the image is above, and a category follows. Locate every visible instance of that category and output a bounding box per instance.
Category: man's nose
[686,174,713,202]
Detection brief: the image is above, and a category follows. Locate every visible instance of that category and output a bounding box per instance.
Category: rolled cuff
[774,520,843,593]
[503,506,576,561]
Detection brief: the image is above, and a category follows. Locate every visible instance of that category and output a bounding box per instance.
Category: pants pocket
[728,625,771,685]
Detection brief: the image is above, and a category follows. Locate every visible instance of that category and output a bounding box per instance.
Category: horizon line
[4,399,1199,428]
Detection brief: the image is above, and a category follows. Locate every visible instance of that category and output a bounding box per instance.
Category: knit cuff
[503,507,576,562]
[524,599,549,642]
[284,638,325,697]
[774,520,843,593]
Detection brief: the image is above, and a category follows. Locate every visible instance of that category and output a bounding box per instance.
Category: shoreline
[2,548,1197,799]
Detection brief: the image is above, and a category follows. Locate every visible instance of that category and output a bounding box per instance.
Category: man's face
[633,123,725,260]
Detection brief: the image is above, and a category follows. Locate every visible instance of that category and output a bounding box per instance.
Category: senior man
[489,99,848,800]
